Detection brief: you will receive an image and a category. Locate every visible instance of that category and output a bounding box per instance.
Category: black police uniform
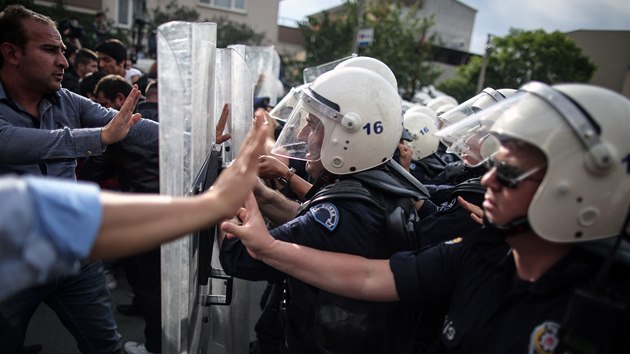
[398,143,487,186]
[221,162,427,354]
[390,232,630,353]
[418,178,486,248]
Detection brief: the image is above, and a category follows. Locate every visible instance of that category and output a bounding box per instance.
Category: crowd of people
[0,4,628,354]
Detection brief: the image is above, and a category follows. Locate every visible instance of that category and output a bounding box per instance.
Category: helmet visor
[435,113,500,167]
[268,85,304,122]
[271,88,340,162]
[438,88,506,127]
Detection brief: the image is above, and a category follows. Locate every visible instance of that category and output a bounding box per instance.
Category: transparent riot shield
[158,21,225,354]
[216,48,254,163]
[229,45,282,105]
[198,47,255,354]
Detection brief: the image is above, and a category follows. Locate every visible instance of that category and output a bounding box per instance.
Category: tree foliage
[151,0,200,26]
[293,0,439,94]
[211,16,265,48]
[437,28,596,102]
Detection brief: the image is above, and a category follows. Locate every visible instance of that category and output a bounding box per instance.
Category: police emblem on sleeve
[310,203,339,231]
[528,321,560,354]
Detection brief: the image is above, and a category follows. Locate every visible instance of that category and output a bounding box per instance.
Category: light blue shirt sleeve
[0,176,102,301]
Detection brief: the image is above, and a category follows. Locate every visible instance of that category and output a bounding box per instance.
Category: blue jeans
[0,261,122,354]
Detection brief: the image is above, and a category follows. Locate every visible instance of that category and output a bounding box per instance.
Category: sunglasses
[485,157,545,189]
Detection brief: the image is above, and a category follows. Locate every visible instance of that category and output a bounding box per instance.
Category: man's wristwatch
[279,167,296,186]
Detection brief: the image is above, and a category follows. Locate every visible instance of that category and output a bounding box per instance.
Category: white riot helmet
[438,87,514,127]
[406,105,439,129]
[426,95,458,112]
[475,82,630,243]
[335,56,398,89]
[435,103,457,116]
[272,67,403,175]
[406,105,437,119]
[403,111,440,160]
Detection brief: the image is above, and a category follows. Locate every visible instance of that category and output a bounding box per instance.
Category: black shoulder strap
[299,175,422,252]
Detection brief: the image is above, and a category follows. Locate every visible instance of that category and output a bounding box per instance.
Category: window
[116,0,133,27]
[197,0,246,12]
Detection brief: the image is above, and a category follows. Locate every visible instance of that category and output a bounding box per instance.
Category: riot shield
[195,46,255,354]
[229,45,282,105]
[216,48,254,163]
[158,21,223,354]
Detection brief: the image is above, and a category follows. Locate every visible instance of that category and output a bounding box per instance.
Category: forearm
[91,191,226,259]
[259,240,399,302]
[287,175,312,200]
[0,125,102,163]
[254,181,299,225]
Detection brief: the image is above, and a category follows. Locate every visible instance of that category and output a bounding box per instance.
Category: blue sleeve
[220,199,389,281]
[219,237,286,282]
[0,176,102,301]
[274,200,388,257]
[0,92,109,164]
[27,176,102,260]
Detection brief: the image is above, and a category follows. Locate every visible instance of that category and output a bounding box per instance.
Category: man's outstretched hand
[100,85,142,145]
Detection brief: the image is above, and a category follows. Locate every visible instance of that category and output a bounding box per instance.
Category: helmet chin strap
[484,215,531,234]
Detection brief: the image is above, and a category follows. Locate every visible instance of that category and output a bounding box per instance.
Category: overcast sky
[278,0,630,54]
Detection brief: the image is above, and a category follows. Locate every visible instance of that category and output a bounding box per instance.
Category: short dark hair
[95,39,127,64]
[94,74,132,101]
[0,5,56,68]
[73,48,98,69]
[78,70,107,98]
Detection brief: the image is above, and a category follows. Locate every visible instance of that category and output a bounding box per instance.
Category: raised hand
[216,103,232,144]
[457,196,484,225]
[258,154,289,179]
[100,85,142,145]
[205,114,268,219]
[221,193,275,260]
[397,143,413,171]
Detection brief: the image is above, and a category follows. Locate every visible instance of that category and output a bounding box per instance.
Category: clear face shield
[437,88,506,128]
[436,90,539,167]
[271,88,340,163]
[435,103,511,167]
[268,84,305,122]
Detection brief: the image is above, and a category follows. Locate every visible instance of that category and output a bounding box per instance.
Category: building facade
[566,30,630,98]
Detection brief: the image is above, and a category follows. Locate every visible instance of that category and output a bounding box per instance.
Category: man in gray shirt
[0,5,157,353]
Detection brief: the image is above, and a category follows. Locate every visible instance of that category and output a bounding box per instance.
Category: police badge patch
[310,203,339,231]
[528,321,560,354]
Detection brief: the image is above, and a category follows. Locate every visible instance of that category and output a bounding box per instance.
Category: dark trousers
[122,248,161,353]
[0,262,122,354]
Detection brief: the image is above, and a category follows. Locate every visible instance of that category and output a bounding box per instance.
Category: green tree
[211,16,265,48]
[437,28,596,102]
[294,0,439,94]
[151,0,200,25]
[359,1,439,95]
[299,4,356,67]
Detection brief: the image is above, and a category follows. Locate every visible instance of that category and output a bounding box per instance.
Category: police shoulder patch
[528,321,560,354]
[310,202,339,232]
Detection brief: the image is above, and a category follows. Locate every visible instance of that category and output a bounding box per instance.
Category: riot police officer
[220,59,427,353]
[225,81,630,353]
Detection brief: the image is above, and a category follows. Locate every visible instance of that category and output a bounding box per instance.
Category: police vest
[285,165,426,354]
